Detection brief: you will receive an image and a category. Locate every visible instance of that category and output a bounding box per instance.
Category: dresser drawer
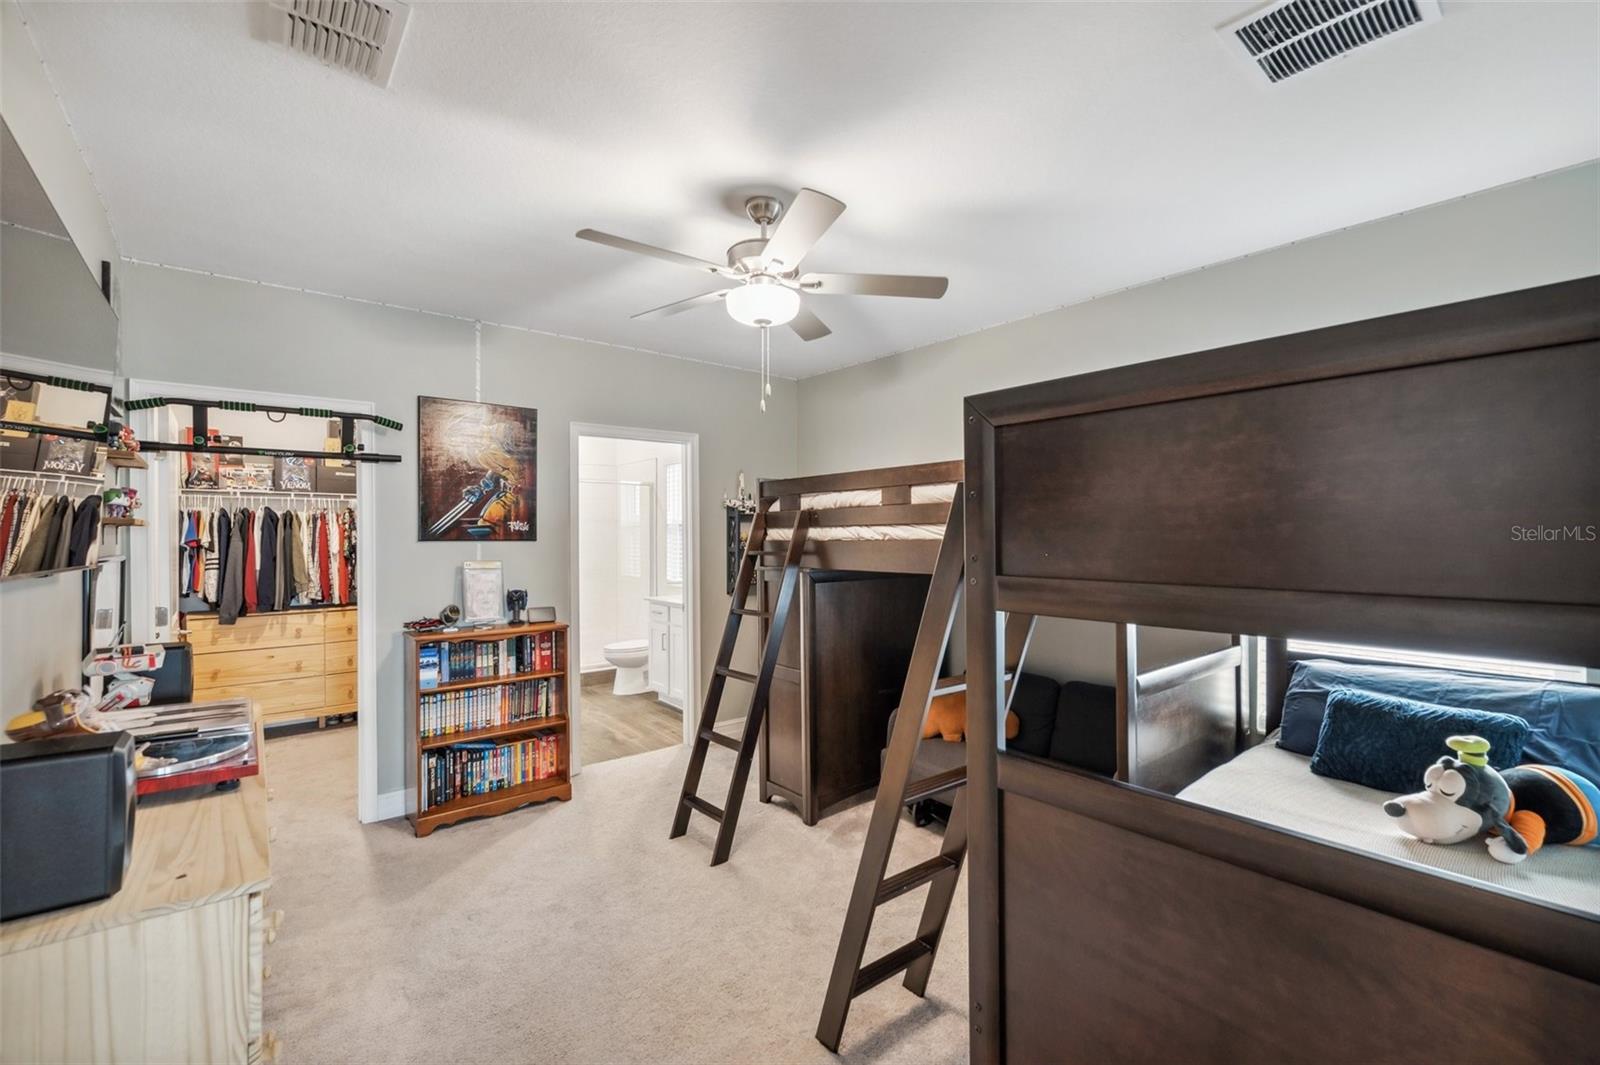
[323,608,358,642]
[324,672,357,710]
[187,611,325,652]
[324,640,358,674]
[193,645,324,687]
[195,676,325,719]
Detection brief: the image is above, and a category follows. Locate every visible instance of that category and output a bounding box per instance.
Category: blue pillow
[1309,688,1530,794]
[1278,659,1600,782]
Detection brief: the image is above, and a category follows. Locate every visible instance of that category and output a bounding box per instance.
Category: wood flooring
[581,686,683,766]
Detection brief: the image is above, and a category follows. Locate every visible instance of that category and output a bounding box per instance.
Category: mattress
[774,482,958,511]
[766,524,945,541]
[764,482,955,541]
[1178,737,1600,915]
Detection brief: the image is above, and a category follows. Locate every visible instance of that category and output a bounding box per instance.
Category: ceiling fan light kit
[725,278,800,327]
[577,187,949,411]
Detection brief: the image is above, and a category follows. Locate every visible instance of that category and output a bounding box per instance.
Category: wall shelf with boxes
[405,621,572,837]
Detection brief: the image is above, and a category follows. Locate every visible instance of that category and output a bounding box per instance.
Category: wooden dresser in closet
[187,606,359,726]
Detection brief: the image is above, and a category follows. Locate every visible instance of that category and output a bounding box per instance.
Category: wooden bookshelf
[404,621,571,837]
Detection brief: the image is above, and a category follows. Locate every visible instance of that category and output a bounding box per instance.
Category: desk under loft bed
[959,276,1599,1064]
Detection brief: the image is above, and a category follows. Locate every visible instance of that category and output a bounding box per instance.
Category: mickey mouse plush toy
[1382,735,1600,864]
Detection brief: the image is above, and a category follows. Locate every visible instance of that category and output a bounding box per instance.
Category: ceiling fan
[576,189,948,410]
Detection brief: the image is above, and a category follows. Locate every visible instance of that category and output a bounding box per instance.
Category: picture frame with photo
[460,560,505,627]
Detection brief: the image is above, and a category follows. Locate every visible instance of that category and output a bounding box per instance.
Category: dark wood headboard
[961,276,1600,1065]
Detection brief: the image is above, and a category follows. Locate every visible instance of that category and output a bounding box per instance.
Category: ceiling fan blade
[761,189,845,272]
[788,304,831,342]
[630,289,730,320]
[799,272,949,299]
[576,229,732,277]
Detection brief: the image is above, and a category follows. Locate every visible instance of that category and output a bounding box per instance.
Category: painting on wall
[417,396,537,542]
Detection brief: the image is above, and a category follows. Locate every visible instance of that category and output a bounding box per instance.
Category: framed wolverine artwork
[417,396,537,542]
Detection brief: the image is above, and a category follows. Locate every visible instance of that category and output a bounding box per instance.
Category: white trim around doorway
[567,422,700,776]
[125,376,382,824]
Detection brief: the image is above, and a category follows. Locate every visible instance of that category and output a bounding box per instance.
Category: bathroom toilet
[601,639,651,695]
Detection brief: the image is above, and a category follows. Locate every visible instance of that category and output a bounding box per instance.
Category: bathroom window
[620,482,643,579]
[665,462,684,586]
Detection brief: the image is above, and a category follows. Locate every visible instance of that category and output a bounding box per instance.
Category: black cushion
[1047,681,1117,774]
[1007,672,1061,758]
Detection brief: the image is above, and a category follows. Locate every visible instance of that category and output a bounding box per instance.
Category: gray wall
[1,1,119,279]
[0,571,88,727]
[0,224,118,371]
[117,262,797,800]
[795,163,1600,683]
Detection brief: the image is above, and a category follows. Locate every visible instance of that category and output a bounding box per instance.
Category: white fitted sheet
[794,489,880,510]
[766,524,945,541]
[774,482,958,510]
[1178,737,1600,914]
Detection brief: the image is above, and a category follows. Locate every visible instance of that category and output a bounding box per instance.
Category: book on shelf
[420,733,559,811]
[418,644,440,691]
[418,677,557,738]
[424,631,559,685]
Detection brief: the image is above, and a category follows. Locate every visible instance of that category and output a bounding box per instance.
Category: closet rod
[179,491,356,504]
[1,472,103,493]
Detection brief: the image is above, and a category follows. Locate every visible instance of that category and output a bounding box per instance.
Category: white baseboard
[374,788,410,822]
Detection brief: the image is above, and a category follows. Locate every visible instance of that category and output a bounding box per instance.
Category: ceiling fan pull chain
[760,325,769,413]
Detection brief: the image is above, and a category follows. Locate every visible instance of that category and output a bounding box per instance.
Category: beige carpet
[261,728,969,1064]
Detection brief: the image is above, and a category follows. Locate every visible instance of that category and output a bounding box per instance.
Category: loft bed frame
[961,275,1600,1064]
[756,460,964,575]
[671,461,969,864]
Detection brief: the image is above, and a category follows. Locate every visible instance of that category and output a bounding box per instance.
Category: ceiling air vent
[268,0,411,87]
[1222,0,1441,83]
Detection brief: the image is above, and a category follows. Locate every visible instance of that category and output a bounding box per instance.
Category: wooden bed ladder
[815,497,1034,1052]
[670,506,811,866]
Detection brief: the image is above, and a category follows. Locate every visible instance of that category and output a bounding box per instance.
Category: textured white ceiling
[17,1,1599,377]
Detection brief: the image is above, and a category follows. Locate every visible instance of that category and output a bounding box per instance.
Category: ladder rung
[852,937,935,998]
[875,855,960,906]
[716,666,758,683]
[902,767,967,805]
[701,729,742,752]
[755,563,790,572]
[682,794,724,822]
[730,607,769,617]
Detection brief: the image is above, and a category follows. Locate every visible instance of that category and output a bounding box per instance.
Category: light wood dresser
[188,606,358,727]
[0,742,275,1064]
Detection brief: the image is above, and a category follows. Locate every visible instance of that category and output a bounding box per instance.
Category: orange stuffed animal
[920,681,1020,743]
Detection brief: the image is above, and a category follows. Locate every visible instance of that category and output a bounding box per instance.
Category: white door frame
[125,376,381,824]
[567,422,700,775]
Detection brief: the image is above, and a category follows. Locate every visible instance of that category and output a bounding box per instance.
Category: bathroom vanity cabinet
[647,595,686,710]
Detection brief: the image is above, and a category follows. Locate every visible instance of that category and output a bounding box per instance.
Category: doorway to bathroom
[570,426,697,770]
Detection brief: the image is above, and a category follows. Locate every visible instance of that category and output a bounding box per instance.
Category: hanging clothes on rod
[0,472,102,577]
[178,491,357,625]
